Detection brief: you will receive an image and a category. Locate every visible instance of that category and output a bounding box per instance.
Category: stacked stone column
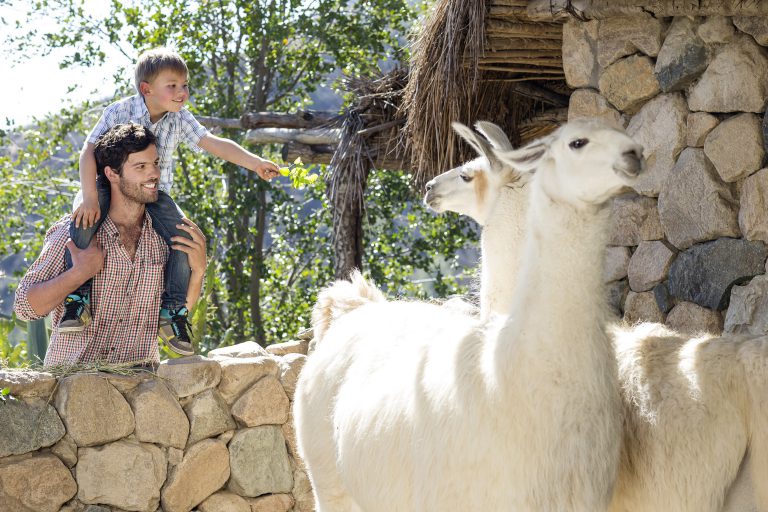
[565,14,768,334]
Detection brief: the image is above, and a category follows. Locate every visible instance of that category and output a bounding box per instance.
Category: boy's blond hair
[134,48,188,94]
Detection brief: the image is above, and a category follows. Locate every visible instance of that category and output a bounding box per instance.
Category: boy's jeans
[65,176,191,310]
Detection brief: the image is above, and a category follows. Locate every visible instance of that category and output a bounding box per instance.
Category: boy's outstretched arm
[198,134,280,180]
[73,142,101,229]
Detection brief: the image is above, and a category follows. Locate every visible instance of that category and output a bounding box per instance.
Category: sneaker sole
[166,344,195,356]
[59,323,90,333]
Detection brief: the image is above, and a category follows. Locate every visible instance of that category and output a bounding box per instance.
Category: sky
[0,3,130,126]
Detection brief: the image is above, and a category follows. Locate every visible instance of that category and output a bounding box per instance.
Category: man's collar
[100,213,152,238]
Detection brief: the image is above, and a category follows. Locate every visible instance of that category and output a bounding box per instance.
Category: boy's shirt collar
[135,94,170,126]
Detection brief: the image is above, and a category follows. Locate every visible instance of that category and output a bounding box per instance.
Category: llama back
[311,270,386,348]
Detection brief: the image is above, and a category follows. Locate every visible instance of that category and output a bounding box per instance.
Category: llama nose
[622,149,644,176]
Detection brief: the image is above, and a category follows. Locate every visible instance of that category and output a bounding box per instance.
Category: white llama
[424,121,531,320]
[294,119,644,512]
[423,123,768,512]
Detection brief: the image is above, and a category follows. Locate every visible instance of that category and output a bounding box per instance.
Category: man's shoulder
[45,215,72,240]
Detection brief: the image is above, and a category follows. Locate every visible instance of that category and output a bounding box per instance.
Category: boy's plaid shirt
[87,94,209,194]
[14,215,169,366]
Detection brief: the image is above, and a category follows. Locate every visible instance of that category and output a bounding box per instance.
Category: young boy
[62,47,279,356]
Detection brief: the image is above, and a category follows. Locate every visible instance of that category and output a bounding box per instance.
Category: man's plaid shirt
[86,94,209,193]
[14,215,169,366]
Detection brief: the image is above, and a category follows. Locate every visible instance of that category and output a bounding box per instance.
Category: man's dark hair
[94,123,157,177]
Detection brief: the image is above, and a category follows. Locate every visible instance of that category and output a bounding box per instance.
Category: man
[14,123,207,366]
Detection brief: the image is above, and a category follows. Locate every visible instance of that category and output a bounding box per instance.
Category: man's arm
[198,134,280,181]
[25,239,104,317]
[169,218,208,310]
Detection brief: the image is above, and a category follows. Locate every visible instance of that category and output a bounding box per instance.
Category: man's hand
[72,193,101,229]
[172,218,207,276]
[252,157,280,181]
[65,237,104,280]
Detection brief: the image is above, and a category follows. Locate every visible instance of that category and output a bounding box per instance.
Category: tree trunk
[250,184,267,346]
[331,171,365,280]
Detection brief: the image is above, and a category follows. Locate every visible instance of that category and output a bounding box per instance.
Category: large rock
[77,440,166,512]
[208,341,270,359]
[725,274,768,335]
[687,112,719,147]
[0,398,65,457]
[0,454,77,512]
[658,148,740,250]
[606,280,629,316]
[267,339,309,356]
[126,379,189,449]
[733,17,768,46]
[228,426,294,497]
[697,16,736,44]
[198,490,250,512]
[183,389,236,446]
[597,14,665,67]
[247,494,295,512]
[282,408,299,460]
[279,353,307,400]
[704,113,765,182]
[599,55,661,113]
[157,356,221,398]
[563,20,599,88]
[624,291,665,324]
[231,375,290,427]
[0,370,56,399]
[54,374,134,447]
[653,282,676,314]
[626,93,688,196]
[666,302,723,335]
[161,439,230,512]
[688,34,768,113]
[608,195,664,246]
[217,356,280,404]
[655,17,710,92]
[740,169,768,243]
[567,88,626,129]
[604,246,631,283]
[668,238,768,310]
[627,241,677,292]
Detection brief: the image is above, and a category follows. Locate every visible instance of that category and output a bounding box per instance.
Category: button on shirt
[86,94,209,193]
[14,215,169,366]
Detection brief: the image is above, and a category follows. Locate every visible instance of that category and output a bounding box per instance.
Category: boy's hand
[171,218,207,276]
[66,238,104,280]
[73,195,101,229]
[252,157,280,181]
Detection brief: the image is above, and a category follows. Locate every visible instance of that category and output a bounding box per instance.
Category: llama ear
[492,139,549,173]
[452,122,504,170]
[474,121,514,151]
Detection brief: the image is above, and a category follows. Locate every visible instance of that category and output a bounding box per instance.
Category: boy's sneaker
[158,307,194,356]
[59,294,91,332]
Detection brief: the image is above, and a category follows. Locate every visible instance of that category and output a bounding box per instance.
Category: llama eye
[460,174,473,183]
[569,138,589,150]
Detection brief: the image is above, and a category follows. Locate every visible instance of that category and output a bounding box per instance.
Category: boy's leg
[146,192,194,355]
[60,178,111,332]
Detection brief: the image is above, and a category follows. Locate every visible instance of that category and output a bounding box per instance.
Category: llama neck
[507,183,613,353]
[480,185,529,319]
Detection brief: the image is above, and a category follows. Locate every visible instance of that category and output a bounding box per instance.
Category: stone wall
[0,340,313,512]
[565,14,768,334]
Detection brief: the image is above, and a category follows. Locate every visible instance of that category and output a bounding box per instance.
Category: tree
[1,0,479,351]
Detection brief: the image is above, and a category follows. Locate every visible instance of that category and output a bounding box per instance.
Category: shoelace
[171,313,193,339]
[62,297,86,320]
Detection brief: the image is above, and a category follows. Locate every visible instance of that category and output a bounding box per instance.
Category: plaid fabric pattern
[86,94,209,193]
[14,215,169,366]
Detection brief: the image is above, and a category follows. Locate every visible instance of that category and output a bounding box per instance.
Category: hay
[401,0,562,190]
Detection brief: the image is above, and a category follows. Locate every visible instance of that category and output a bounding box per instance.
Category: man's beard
[119,178,159,204]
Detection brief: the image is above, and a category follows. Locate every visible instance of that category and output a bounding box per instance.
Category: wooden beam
[486,20,563,39]
[281,142,335,165]
[244,127,341,145]
[487,38,562,50]
[196,115,244,130]
[511,82,570,107]
[240,110,338,129]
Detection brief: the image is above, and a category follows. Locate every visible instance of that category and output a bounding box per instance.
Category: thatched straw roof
[400,0,570,190]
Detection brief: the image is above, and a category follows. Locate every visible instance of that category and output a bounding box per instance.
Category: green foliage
[0,0,480,352]
[0,317,28,368]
